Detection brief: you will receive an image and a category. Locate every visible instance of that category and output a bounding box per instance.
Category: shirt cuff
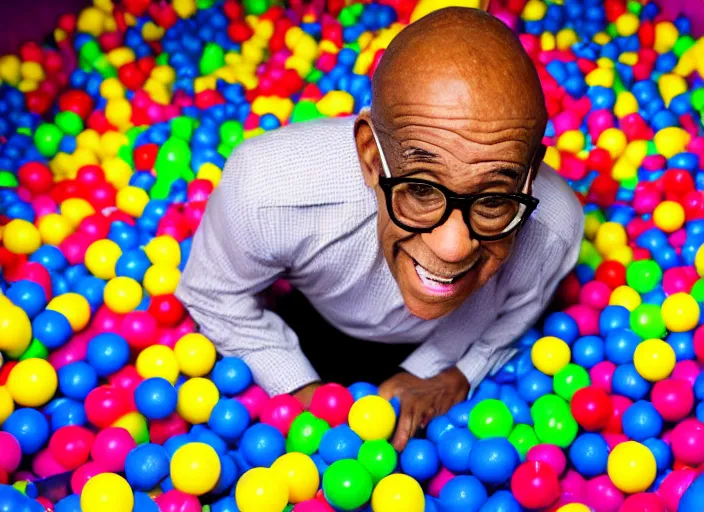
[241,348,321,396]
[399,342,453,380]
[456,345,518,390]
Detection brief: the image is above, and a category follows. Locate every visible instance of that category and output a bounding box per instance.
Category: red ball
[149,413,189,445]
[76,165,105,186]
[228,20,254,43]
[603,395,632,434]
[17,162,53,196]
[661,169,695,197]
[147,295,186,327]
[260,394,304,436]
[595,260,627,289]
[85,385,134,429]
[58,90,93,119]
[123,0,151,15]
[183,201,206,233]
[511,460,560,509]
[309,383,354,428]
[118,62,148,91]
[19,41,43,62]
[49,426,95,470]
[651,378,694,422]
[186,179,213,202]
[570,386,613,432]
[78,214,111,240]
[85,181,117,211]
[133,143,159,171]
[0,362,17,386]
[25,90,53,115]
[120,310,158,350]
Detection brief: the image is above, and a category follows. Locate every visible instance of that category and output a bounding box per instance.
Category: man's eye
[408,184,436,197]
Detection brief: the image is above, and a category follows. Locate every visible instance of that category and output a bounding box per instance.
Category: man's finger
[378,379,399,401]
[392,401,415,451]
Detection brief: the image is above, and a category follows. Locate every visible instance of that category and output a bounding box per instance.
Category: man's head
[354,7,547,320]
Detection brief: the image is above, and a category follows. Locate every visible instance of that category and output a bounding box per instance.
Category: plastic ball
[170,442,221,496]
[136,345,179,384]
[439,475,488,511]
[134,377,178,420]
[286,411,330,455]
[91,427,137,473]
[531,336,571,375]
[80,473,134,512]
[357,439,398,484]
[348,395,396,441]
[6,358,57,407]
[400,438,440,482]
[371,473,424,512]
[310,383,355,428]
[46,293,91,332]
[270,452,319,503]
[177,377,220,424]
[468,399,514,439]
[319,425,362,464]
[633,338,676,382]
[174,333,216,377]
[212,357,252,396]
[526,444,566,476]
[49,425,94,470]
[607,441,657,493]
[651,378,694,421]
[84,239,122,280]
[467,437,519,485]
[661,292,700,332]
[568,433,609,478]
[86,332,130,377]
[437,427,476,474]
[322,458,373,511]
[510,461,559,509]
[0,432,22,473]
[235,467,288,512]
[240,423,285,467]
[103,276,143,313]
[671,418,704,467]
[553,363,591,401]
[570,386,613,431]
[3,219,41,254]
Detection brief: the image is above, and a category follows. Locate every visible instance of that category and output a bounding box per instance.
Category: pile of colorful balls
[0,0,704,510]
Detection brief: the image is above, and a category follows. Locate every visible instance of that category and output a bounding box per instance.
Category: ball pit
[0,0,703,510]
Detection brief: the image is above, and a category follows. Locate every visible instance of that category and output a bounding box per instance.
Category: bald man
[177,7,583,449]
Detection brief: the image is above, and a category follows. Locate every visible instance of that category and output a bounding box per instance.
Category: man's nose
[421,210,475,263]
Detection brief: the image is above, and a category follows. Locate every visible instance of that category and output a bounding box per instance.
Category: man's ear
[525,143,546,195]
[354,110,381,189]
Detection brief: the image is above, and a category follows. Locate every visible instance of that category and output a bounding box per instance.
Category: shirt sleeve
[175,149,320,396]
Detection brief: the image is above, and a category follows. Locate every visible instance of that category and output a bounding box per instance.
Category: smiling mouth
[412,258,478,286]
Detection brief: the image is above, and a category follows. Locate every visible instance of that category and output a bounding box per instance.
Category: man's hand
[379,367,470,451]
[293,381,323,408]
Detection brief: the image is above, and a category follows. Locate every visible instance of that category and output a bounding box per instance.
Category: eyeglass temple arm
[360,107,392,179]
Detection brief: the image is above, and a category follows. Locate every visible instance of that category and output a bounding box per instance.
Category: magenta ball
[260,394,304,436]
[658,469,697,512]
[671,419,704,466]
[590,361,616,393]
[428,467,455,498]
[120,311,157,350]
[90,427,137,473]
[155,490,202,512]
[157,327,179,348]
[560,470,587,504]
[651,378,694,422]
[236,385,269,420]
[663,267,696,295]
[671,361,699,386]
[49,334,90,370]
[292,499,333,512]
[0,432,23,473]
[309,383,355,428]
[108,365,143,395]
[585,475,624,512]
[32,196,57,218]
[93,306,123,334]
[602,433,628,450]
[32,449,68,478]
[620,493,665,512]
[70,461,106,494]
[578,281,611,310]
[526,444,566,476]
[564,304,600,336]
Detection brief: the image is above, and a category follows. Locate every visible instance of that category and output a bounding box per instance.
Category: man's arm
[175,150,320,397]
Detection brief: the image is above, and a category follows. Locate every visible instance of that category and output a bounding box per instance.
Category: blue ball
[193,427,228,456]
[437,428,476,473]
[208,399,250,443]
[667,332,695,361]
[348,382,378,401]
[54,494,82,512]
[64,264,88,286]
[612,363,651,401]
[86,332,130,377]
[499,385,532,425]
[6,280,47,319]
[31,310,72,349]
[400,439,440,481]
[211,357,252,396]
[240,423,285,468]
[133,492,159,512]
[518,370,553,404]
[116,250,151,281]
[643,437,672,474]
[478,490,522,512]
[125,443,170,491]
[3,408,49,455]
[109,221,140,250]
[569,433,609,478]
[622,400,663,441]
[427,415,456,444]
[311,452,329,477]
[599,305,630,335]
[572,336,605,369]
[439,475,488,512]
[680,472,704,512]
[212,453,239,495]
[72,276,105,311]
[467,438,519,485]
[49,398,87,431]
[695,371,704,401]
[447,400,473,427]
[212,497,239,512]
[319,425,363,464]
[543,312,580,345]
[58,361,98,401]
[605,328,640,365]
[135,378,178,420]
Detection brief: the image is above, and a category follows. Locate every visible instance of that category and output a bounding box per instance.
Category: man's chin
[402,292,463,320]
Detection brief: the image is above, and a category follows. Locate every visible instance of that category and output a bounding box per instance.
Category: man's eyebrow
[402,146,440,162]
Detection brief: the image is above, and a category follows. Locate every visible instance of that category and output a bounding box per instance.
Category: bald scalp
[371,7,547,148]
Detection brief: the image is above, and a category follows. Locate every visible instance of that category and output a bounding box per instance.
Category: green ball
[286,411,330,455]
[508,424,539,460]
[673,35,696,58]
[693,88,704,113]
[530,394,577,448]
[19,339,48,360]
[170,116,196,141]
[0,171,18,188]
[630,303,667,340]
[291,101,325,124]
[149,178,175,200]
[553,363,591,401]
[626,260,662,294]
[55,111,84,136]
[219,120,244,148]
[468,399,514,439]
[356,440,397,484]
[691,279,704,302]
[200,43,225,75]
[243,0,269,15]
[34,123,63,158]
[530,394,569,424]
[578,240,602,270]
[155,137,192,176]
[338,7,358,27]
[322,459,373,511]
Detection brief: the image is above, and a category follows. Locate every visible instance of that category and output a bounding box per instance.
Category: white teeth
[415,264,456,284]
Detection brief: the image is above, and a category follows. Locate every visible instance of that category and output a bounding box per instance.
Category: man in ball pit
[177,6,584,450]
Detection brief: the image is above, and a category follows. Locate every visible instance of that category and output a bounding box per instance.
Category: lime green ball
[155,137,192,176]
[578,240,602,270]
[243,0,269,15]
[508,424,539,460]
[322,459,373,511]
[691,279,704,302]
[55,111,84,136]
[199,43,225,75]
[170,116,196,141]
[693,89,704,113]
[630,303,667,340]
[673,35,696,57]
[626,260,662,294]
[553,364,591,402]
[305,69,323,84]
[219,120,244,148]
[531,395,577,448]
[19,339,48,360]
[356,440,397,484]
[0,171,18,188]
[530,394,569,424]
[291,101,325,124]
[34,123,64,158]
[286,411,330,455]
[627,0,642,14]
[78,40,102,65]
[468,399,514,439]
[338,7,358,27]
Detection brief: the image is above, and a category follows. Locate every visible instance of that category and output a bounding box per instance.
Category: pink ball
[585,475,624,512]
[428,467,455,498]
[0,433,21,473]
[32,195,57,218]
[590,361,616,394]
[658,468,697,512]
[70,461,105,494]
[186,180,213,202]
[149,413,189,446]
[49,425,95,470]
[59,231,92,265]
[293,499,335,512]
[48,334,90,370]
[90,427,137,473]
[621,492,665,512]
[663,267,696,295]
[108,365,143,396]
[12,261,52,301]
[309,383,355,428]
[671,419,704,466]
[651,378,694,422]
[633,189,661,215]
[553,110,581,136]
[578,281,611,310]
[157,327,179,348]
[526,444,566,476]
[667,230,687,249]
[260,394,304,436]
[602,433,628,450]
[586,109,615,141]
[671,361,700,386]
[560,470,587,503]
[604,395,633,434]
[236,385,269,420]
[155,490,202,512]
[120,311,157,350]
[93,306,123,334]
[564,304,600,336]
[32,449,68,478]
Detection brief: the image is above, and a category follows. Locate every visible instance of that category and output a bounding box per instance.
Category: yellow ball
[556,130,585,154]
[661,292,700,333]
[76,7,107,37]
[47,293,91,332]
[173,0,197,18]
[607,441,656,494]
[270,452,319,503]
[653,201,685,233]
[174,333,216,377]
[654,21,679,53]
[80,472,134,512]
[609,285,642,312]
[85,239,122,280]
[6,358,58,407]
[236,467,289,512]
[371,474,425,512]
[615,12,639,37]
[348,396,396,441]
[116,186,149,217]
[105,98,132,128]
[37,214,74,246]
[522,0,547,21]
[136,345,179,384]
[2,219,41,255]
[605,245,633,267]
[143,265,180,295]
[170,442,221,496]
[104,277,143,314]
[654,127,690,159]
[177,378,219,424]
[614,91,639,118]
[556,505,592,512]
[633,339,676,382]
[0,304,32,357]
[112,411,149,445]
[597,128,628,160]
[60,198,95,227]
[697,244,704,277]
[594,222,627,257]
[531,336,571,376]
[0,387,14,426]
[145,236,181,267]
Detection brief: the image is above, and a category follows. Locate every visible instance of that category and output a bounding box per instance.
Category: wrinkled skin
[297,7,548,450]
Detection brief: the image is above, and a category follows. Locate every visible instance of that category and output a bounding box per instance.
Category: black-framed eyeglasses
[366,114,539,241]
